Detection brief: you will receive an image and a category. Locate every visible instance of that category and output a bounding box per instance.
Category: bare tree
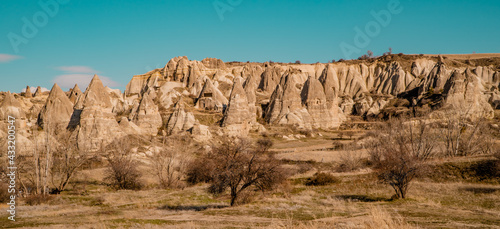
[50,135,92,194]
[367,50,374,58]
[189,138,286,206]
[367,118,436,198]
[147,135,192,189]
[104,137,143,190]
[440,110,493,157]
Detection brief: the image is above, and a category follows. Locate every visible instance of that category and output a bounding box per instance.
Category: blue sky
[1,0,499,92]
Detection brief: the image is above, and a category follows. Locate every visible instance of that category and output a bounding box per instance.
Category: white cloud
[21,86,49,93]
[56,66,99,73]
[52,74,120,90]
[0,54,23,63]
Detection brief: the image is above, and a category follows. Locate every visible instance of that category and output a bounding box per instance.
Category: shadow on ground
[336,195,392,202]
[159,204,228,211]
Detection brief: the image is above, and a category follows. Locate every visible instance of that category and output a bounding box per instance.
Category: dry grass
[1,119,499,228]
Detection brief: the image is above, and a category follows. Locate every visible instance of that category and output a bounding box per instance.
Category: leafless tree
[104,137,143,190]
[50,135,92,194]
[190,138,286,206]
[367,118,436,198]
[440,110,493,157]
[147,135,193,189]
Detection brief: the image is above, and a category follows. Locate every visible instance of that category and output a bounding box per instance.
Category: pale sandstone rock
[37,83,74,131]
[195,78,228,111]
[166,102,196,135]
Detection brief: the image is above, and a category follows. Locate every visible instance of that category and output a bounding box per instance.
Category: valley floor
[1,128,499,228]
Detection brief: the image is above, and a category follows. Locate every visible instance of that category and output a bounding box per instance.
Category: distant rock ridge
[2,55,499,151]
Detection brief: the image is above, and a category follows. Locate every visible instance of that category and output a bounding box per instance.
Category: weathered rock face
[75,75,124,150]
[202,58,226,69]
[0,55,498,154]
[68,84,82,104]
[25,86,32,98]
[166,102,196,135]
[418,62,452,95]
[129,91,162,135]
[441,69,494,118]
[265,73,313,128]
[190,121,211,141]
[37,83,74,131]
[301,76,343,128]
[258,65,283,93]
[33,86,43,97]
[222,78,253,127]
[0,92,26,120]
[195,78,228,111]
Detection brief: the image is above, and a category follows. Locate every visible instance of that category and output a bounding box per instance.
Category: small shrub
[186,158,215,185]
[0,183,10,203]
[24,194,55,206]
[89,196,105,206]
[305,172,340,186]
[105,155,143,190]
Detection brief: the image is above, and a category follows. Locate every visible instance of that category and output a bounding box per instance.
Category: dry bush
[305,172,340,186]
[336,143,364,172]
[190,137,286,206]
[23,194,55,206]
[186,157,216,185]
[147,135,194,189]
[104,137,143,190]
[367,118,435,198]
[0,183,9,203]
[440,111,495,157]
[50,135,93,194]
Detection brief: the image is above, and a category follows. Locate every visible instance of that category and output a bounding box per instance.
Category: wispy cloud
[0,54,23,63]
[52,74,120,90]
[55,66,99,73]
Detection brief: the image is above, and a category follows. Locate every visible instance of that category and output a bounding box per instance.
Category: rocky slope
[1,54,499,151]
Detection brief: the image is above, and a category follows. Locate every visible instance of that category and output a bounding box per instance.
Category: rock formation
[74,75,124,150]
[0,92,26,120]
[195,78,228,111]
[440,69,494,118]
[129,91,162,134]
[166,102,196,135]
[33,86,43,97]
[25,86,32,98]
[68,84,82,104]
[37,83,74,131]
[258,65,283,93]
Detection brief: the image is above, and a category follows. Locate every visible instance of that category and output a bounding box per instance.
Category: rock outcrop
[129,91,162,135]
[258,65,283,93]
[166,102,196,135]
[37,83,74,131]
[0,92,26,120]
[33,86,43,97]
[440,69,494,118]
[221,78,256,135]
[265,73,313,128]
[75,75,124,150]
[68,84,82,104]
[25,86,32,98]
[195,78,228,111]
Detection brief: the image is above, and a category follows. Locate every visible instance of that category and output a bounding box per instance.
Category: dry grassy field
[1,118,499,229]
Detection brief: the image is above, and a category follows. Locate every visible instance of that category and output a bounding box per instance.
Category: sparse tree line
[336,110,498,199]
[1,109,499,206]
